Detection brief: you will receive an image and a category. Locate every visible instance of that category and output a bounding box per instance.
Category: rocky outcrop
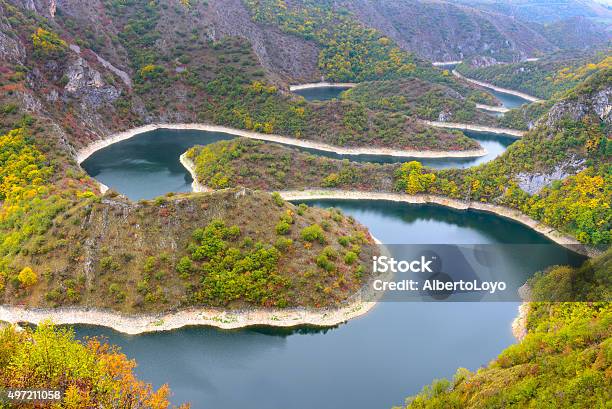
[515,158,586,195]
[0,4,25,63]
[543,85,611,128]
[204,0,321,83]
[64,57,119,107]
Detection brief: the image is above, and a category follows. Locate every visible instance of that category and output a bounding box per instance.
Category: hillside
[455,0,612,24]
[396,248,612,408]
[187,70,612,246]
[342,78,499,125]
[0,0,488,154]
[341,0,558,63]
[0,322,187,409]
[184,138,397,191]
[456,49,612,99]
[1,183,377,311]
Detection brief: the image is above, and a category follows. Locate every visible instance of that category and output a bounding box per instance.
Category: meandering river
[292,80,532,109]
[76,127,583,408]
[81,128,515,200]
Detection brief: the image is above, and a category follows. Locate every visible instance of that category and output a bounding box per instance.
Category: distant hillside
[456,49,612,99]
[336,0,610,63]
[455,0,612,24]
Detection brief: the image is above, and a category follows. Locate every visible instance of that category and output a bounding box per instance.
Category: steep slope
[396,248,612,408]
[1,0,480,154]
[456,49,612,99]
[455,0,612,24]
[342,0,556,63]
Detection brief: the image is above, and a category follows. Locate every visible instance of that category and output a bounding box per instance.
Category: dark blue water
[77,128,581,409]
[488,88,530,109]
[72,199,581,409]
[81,128,515,200]
[292,86,351,101]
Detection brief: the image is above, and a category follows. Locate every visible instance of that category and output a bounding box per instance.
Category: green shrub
[344,251,358,265]
[276,220,291,235]
[301,224,325,244]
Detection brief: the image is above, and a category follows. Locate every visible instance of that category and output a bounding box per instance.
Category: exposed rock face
[543,85,611,128]
[516,158,586,195]
[469,55,501,68]
[0,5,25,63]
[438,111,452,122]
[593,88,612,126]
[204,0,321,83]
[64,58,119,107]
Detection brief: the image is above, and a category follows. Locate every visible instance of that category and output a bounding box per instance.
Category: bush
[17,267,37,287]
[271,192,284,207]
[316,253,336,272]
[344,251,358,265]
[301,224,325,244]
[176,256,193,276]
[276,220,291,235]
[99,256,119,272]
[274,237,293,251]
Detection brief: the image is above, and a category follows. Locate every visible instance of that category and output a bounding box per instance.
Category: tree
[17,267,37,287]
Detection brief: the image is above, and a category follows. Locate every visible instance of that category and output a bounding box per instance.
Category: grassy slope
[342,78,499,125]
[185,138,398,191]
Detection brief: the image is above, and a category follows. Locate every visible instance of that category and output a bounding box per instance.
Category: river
[292,80,531,109]
[293,86,352,101]
[81,128,515,201]
[76,127,583,408]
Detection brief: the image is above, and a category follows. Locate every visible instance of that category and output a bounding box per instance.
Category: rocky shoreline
[476,103,510,113]
[0,301,377,335]
[179,153,210,193]
[76,123,488,164]
[289,82,357,91]
[452,70,542,103]
[278,189,595,257]
[424,120,524,137]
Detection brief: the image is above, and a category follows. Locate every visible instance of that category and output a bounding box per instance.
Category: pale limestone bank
[424,120,524,137]
[476,103,510,113]
[452,70,542,103]
[278,189,595,257]
[289,82,357,91]
[0,302,376,335]
[179,153,210,193]
[76,123,487,164]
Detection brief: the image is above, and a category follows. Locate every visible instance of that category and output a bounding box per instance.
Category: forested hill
[454,0,612,24]
[335,0,611,63]
[456,49,612,99]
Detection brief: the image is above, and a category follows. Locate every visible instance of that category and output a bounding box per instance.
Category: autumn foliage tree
[0,322,189,408]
